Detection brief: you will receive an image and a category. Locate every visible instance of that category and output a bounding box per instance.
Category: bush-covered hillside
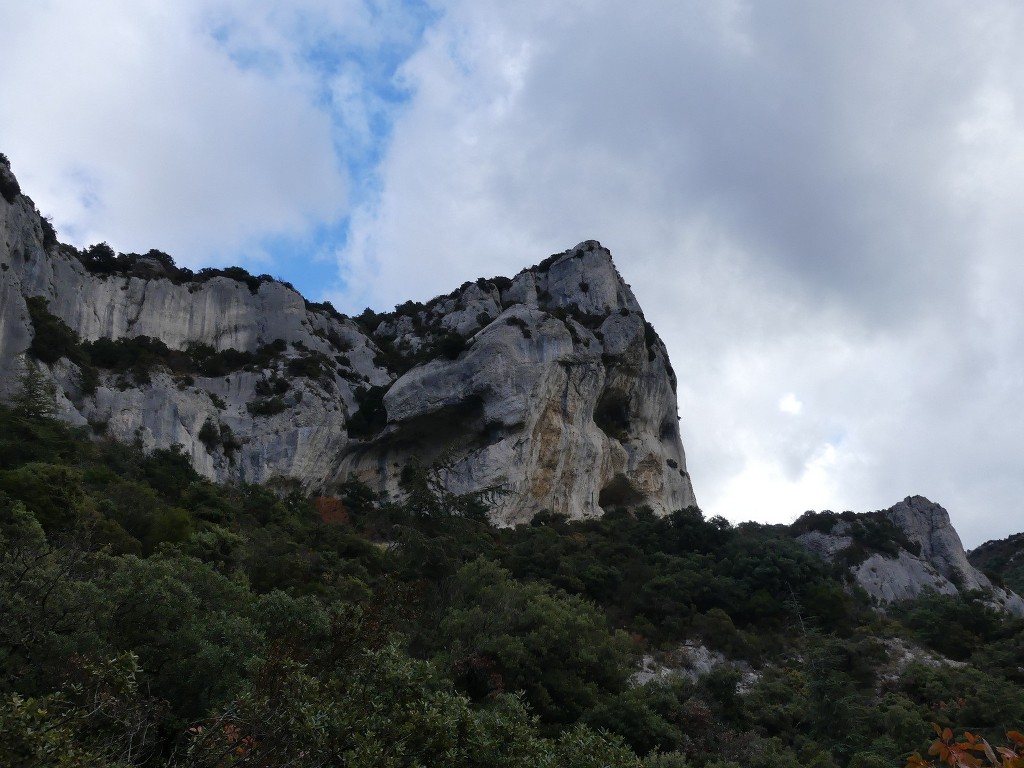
[2,389,1023,766]
[970,533,1024,596]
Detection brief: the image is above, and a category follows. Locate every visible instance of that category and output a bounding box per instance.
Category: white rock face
[882,496,990,591]
[797,527,853,560]
[335,241,696,524]
[853,550,959,603]
[797,496,1024,616]
[0,178,380,490]
[0,163,696,523]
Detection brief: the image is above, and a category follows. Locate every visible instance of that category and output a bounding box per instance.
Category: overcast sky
[2,1,1023,547]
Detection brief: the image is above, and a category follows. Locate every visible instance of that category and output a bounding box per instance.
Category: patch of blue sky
[205,1,437,303]
[300,7,436,184]
[255,218,352,305]
[828,430,847,449]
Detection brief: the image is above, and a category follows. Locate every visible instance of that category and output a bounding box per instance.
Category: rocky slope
[795,496,1024,615]
[0,155,696,524]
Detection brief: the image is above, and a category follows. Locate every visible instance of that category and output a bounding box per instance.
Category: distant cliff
[0,154,696,524]
[795,495,1024,616]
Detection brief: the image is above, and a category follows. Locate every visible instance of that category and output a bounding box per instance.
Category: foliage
[21,296,304,394]
[790,510,922,564]
[246,396,287,417]
[25,296,88,367]
[181,645,639,768]
[969,534,1024,595]
[12,357,58,419]
[347,383,389,438]
[73,243,281,296]
[197,419,219,450]
[906,725,1024,768]
[0,167,21,204]
[428,558,635,725]
[0,405,1021,767]
[892,592,1021,662]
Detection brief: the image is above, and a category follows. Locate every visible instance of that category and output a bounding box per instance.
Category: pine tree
[12,356,57,419]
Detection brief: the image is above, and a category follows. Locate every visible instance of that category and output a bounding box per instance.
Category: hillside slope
[970,532,1024,596]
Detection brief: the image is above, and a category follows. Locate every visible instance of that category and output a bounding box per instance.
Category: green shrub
[506,315,533,339]
[25,296,85,365]
[347,384,389,439]
[286,352,331,379]
[435,332,467,359]
[254,373,289,396]
[198,419,219,450]
[247,397,287,417]
[312,325,352,351]
[0,164,21,205]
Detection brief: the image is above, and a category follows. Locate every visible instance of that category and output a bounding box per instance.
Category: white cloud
[332,0,1024,546]
[779,394,803,416]
[712,442,841,527]
[0,0,430,268]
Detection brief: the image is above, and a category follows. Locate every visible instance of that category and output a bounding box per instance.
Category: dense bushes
[0,404,1021,766]
[25,296,87,366]
[0,405,648,765]
[969,533,1024,595]
[423,558,635,725]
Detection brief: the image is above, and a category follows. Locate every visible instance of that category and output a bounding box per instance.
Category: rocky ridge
[796,495,1024,616]
[0,155,696,524]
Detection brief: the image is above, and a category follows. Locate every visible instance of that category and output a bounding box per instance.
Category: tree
[12,356,57,420]
[0,653,162,767]
[433,558,635,725]
[181,644,641,768]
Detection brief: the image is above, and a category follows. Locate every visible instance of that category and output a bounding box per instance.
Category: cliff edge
[0,155,696,524]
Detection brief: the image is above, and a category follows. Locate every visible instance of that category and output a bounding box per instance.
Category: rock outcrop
[0,155,696,524]
[796,496,1024,616]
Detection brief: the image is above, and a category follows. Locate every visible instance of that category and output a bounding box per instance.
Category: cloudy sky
[2,1,1023,547]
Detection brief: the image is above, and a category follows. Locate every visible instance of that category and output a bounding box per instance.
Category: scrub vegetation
[2,379,1023,767]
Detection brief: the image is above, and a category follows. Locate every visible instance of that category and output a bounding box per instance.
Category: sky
[2,1,1023,548]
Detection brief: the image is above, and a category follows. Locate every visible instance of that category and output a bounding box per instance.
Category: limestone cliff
[795,496,1024,616]
[0,155,696,524]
